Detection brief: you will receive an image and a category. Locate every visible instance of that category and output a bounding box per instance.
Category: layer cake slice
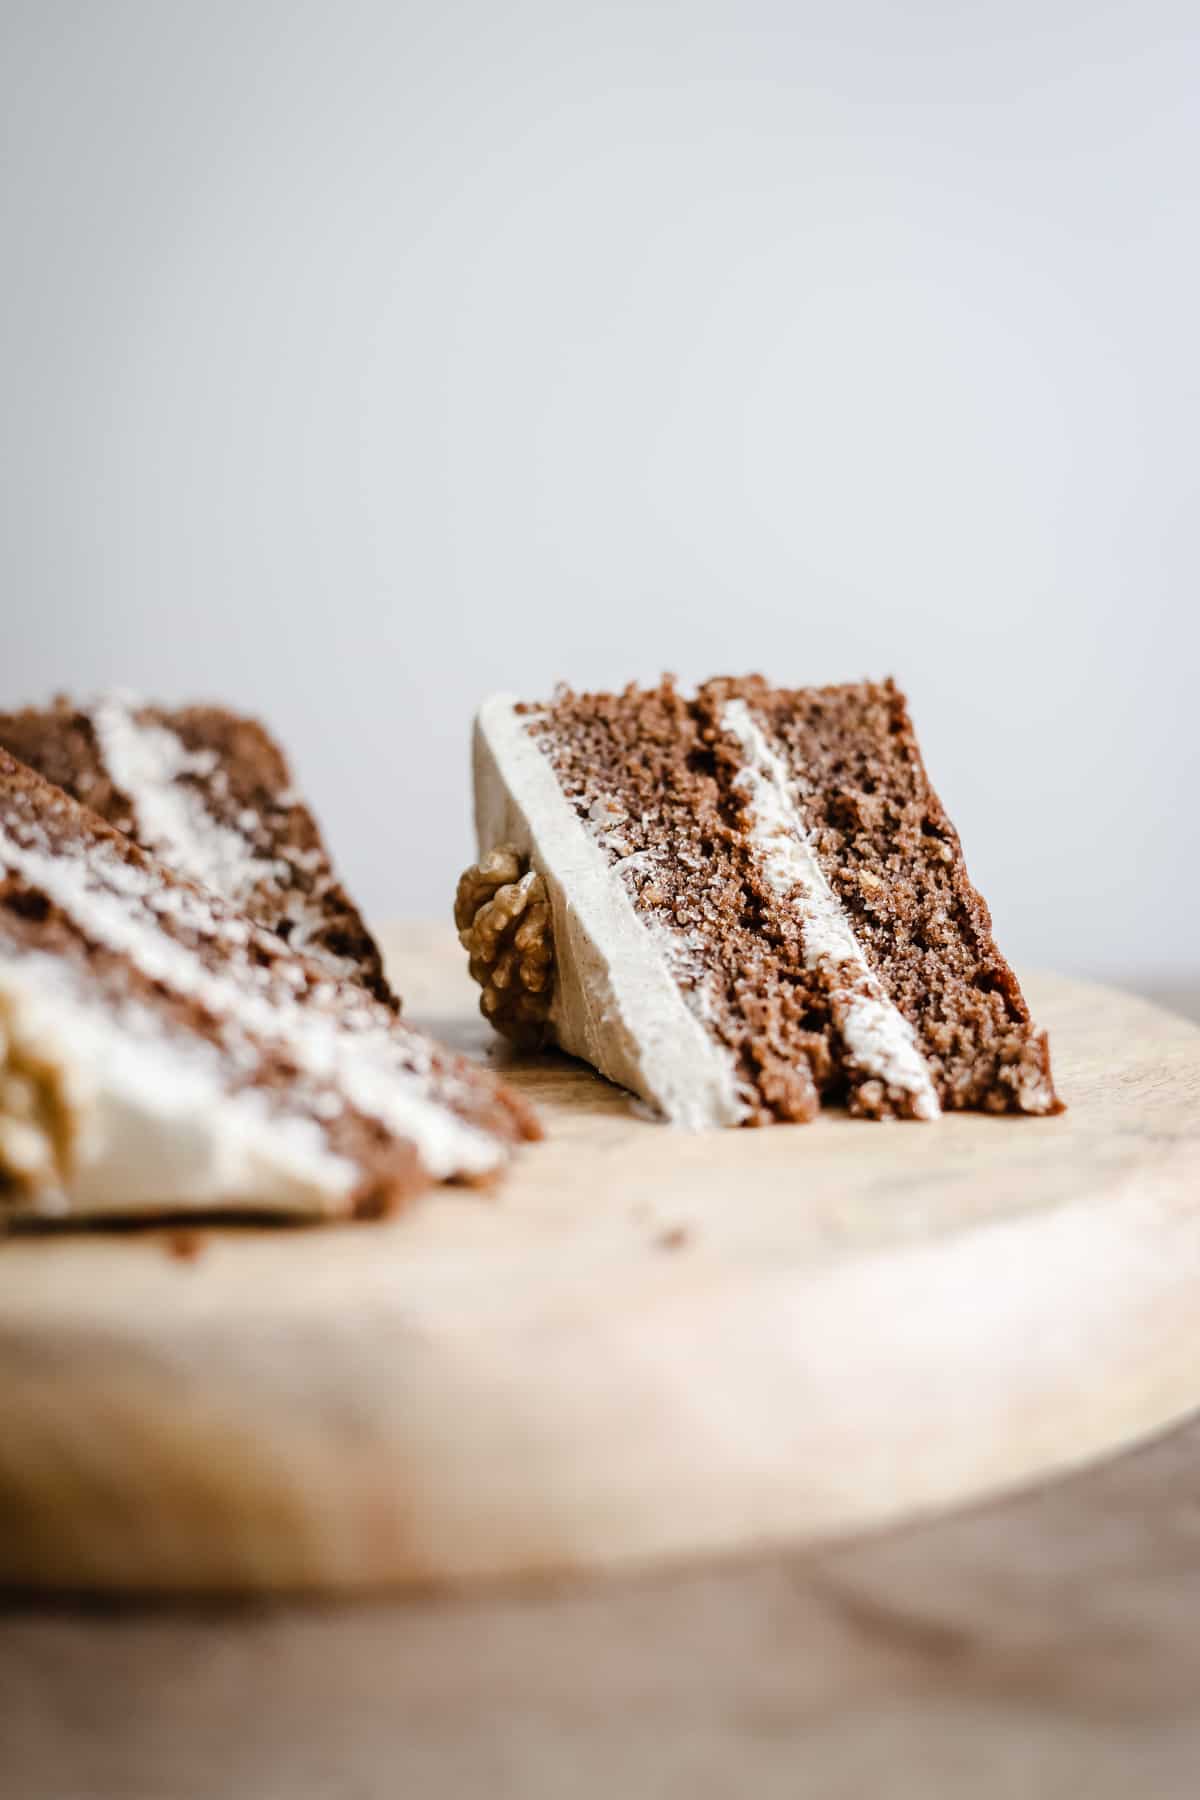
[0,750,538,1220]
[466,676,1061,1127]
[0,694,392,1002]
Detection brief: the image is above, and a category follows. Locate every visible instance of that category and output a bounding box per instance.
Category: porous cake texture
[0,751,538,1221]
[471,676,1061,1127]
[0,695,392,1002]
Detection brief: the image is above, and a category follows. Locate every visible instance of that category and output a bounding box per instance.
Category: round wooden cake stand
[1,925,1198,1594]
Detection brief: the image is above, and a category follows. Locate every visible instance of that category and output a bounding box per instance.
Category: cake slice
[461,676,1061,1127]
[0,694,392,1003]
[0,750,538,1221]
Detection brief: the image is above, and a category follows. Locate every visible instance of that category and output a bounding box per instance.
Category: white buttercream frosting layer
[474,697,747,1129]
[87,694,359,979]
[89,695,265,900]
[719,700,941,1120]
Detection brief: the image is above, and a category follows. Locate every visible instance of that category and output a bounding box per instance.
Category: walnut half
[0,990,76,1206]
[454,847,554,1048]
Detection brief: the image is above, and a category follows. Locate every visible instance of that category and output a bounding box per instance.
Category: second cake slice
[0,751,538,1221]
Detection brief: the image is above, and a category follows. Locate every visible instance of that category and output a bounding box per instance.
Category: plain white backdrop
[2,0,1196,987]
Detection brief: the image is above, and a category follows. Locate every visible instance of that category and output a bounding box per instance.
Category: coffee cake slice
[0,751,538,1221]
[0,695,392,1003]
[466,677,1061,1127]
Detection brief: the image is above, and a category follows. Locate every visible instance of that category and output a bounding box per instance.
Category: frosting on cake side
[474,695,748,1129]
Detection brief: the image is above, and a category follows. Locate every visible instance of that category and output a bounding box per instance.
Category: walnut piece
[454,846,554,1048]
[0,991,76,1202]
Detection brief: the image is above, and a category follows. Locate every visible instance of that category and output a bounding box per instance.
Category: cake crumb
[655,1224,691,1251]
[165,1228,206,1263]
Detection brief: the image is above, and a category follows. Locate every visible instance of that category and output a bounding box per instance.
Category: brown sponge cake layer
[0,696,393,1005]
[516,676,1059,1123]
[707,677,1059,1115]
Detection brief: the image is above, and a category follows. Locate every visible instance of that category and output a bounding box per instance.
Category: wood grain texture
[8,1415,1200,1798]
[0,923,1198,1595]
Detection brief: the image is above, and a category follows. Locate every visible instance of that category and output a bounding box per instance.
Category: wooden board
[1,924,1198,1594]
[10,1410,1200,1797]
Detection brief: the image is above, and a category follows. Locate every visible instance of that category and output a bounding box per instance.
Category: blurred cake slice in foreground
[465,675,1061,1127]
[0,694,392,1003]
[0,751,538,1222]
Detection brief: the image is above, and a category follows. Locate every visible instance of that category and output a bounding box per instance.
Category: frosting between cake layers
[474,696,748,1129]
[88,695,353,973]
[0,821,505,1195]
[89,695,272,899]
[719,700,941,1120]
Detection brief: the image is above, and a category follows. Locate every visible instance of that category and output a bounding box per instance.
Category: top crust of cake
[474,676,1061,1127]
[0,695,393,1004]
[0,749,538,1220]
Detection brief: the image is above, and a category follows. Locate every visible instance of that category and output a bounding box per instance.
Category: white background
[2,0,1196,990]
